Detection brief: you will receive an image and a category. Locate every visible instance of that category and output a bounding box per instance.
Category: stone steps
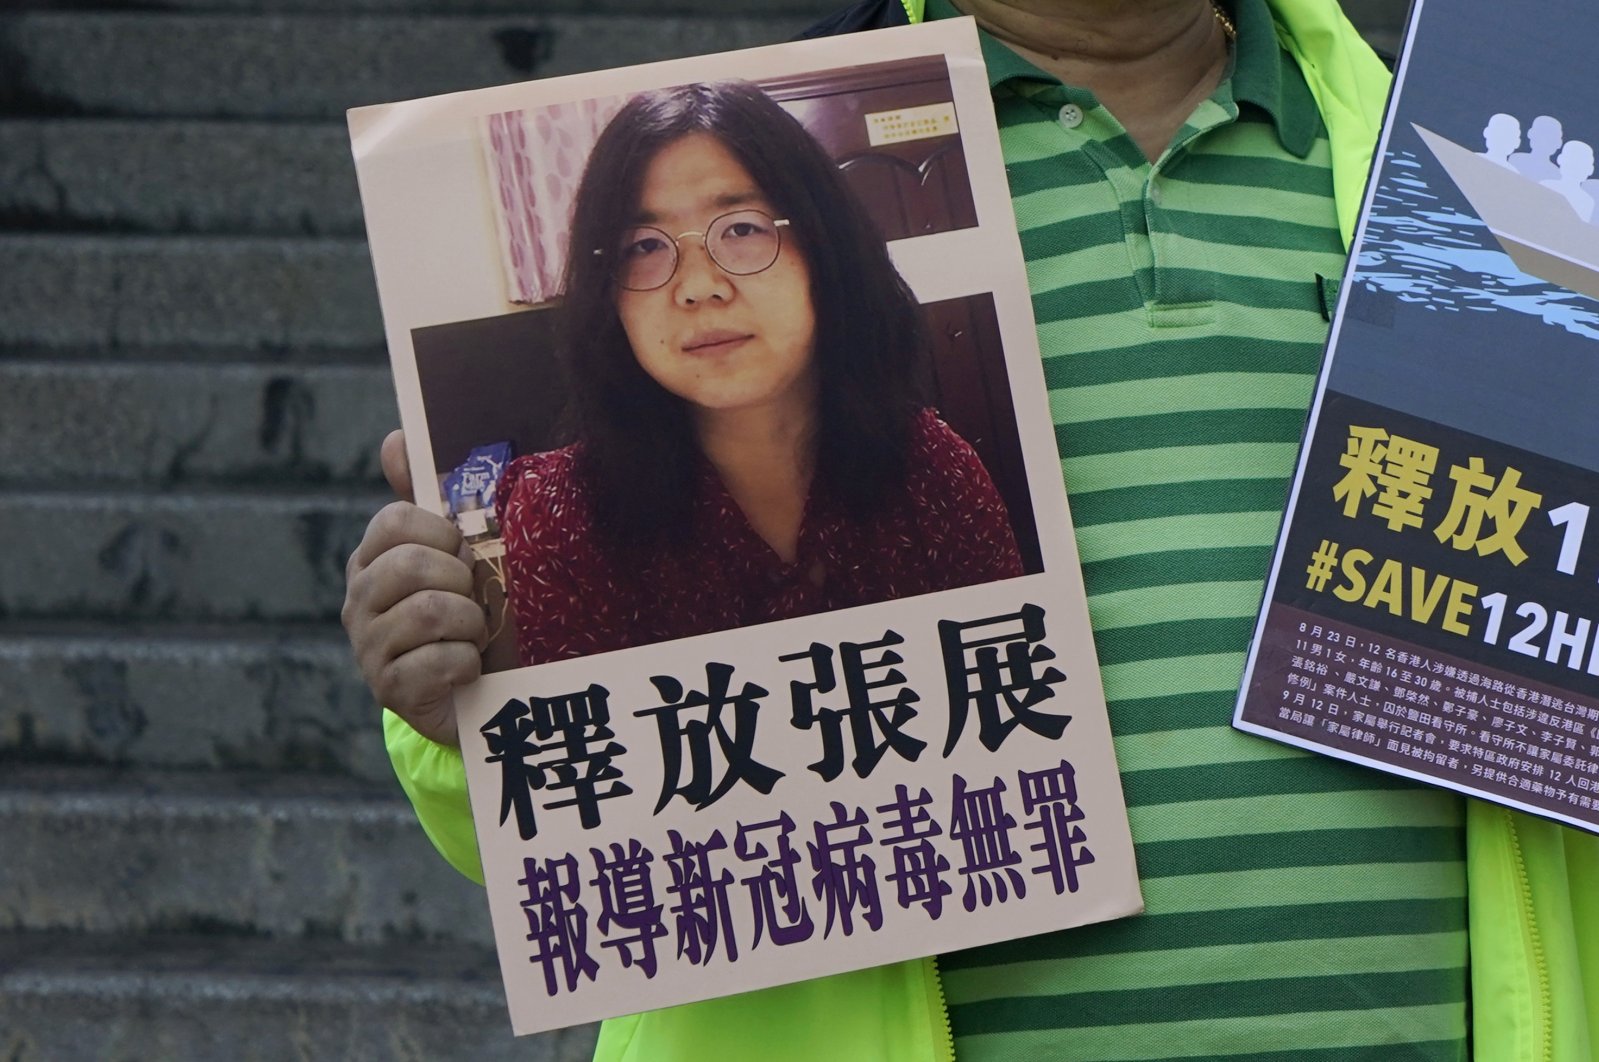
[0,234,382,350]
[0,931,597,1061]
[0,360,393,487]
[0,119,363,237]
[1,12,814,120]
[0,765,489,944]
[0,628,388,780]
[0,487,380,621]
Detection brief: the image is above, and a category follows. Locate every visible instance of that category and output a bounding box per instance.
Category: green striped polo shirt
[925,1,1470,1058]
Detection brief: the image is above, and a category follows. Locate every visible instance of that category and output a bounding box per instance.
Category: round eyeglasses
[599,208,791,292]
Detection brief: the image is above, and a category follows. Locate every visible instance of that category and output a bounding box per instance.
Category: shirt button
[1148,180,1164,205]
[1057,103,1084,129]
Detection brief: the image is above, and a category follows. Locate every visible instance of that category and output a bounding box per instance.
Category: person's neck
[950,0,1232,162]
[695,399,816,564]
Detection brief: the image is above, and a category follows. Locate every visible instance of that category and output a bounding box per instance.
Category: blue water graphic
[1355,150,1599,341]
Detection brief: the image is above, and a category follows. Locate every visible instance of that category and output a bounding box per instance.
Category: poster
[1236,0,1599,836]
[350,20,1140,1036]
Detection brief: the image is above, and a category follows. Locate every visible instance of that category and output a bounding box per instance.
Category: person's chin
[680,377,788,416]
[685,390,760,414]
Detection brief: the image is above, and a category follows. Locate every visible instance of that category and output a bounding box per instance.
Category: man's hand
[342,429,487,746]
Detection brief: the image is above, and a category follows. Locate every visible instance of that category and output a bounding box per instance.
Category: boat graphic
[1413,123,1599,301]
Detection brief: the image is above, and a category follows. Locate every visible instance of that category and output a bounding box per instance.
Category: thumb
[381,428,415,503]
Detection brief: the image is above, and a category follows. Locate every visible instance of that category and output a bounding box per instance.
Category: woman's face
[614,133,817,423]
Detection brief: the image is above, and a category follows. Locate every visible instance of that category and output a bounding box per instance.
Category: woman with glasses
[490,80,1025,666]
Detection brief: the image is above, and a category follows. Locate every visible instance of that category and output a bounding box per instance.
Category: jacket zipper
[1505,810,1553,1062]
[927,954,957,1062]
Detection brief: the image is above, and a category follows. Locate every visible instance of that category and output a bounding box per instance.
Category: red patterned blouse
[496,409,1024,667]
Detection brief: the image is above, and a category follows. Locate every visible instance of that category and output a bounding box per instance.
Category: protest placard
[350,19,1141,1035]
[1236,0,1599,836]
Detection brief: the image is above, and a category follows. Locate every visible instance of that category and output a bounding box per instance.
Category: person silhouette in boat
[1511,115,1563,180]
[1479,112,1521,170]
[1540,139,1595,223]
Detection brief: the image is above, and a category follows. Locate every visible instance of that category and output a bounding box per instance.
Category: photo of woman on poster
[495,80,1023,668]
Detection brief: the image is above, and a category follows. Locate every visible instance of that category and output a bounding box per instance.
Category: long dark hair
[557,80,928,550]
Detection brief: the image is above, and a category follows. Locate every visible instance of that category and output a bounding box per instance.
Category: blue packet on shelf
[444,441,513,537]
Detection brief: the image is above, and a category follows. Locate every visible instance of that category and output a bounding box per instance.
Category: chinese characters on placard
[1273,620,1599,813]
[1312,422,1597,668]
[1247,414,1599,828]
[484,605,1101,995]
[514,759,1097,995]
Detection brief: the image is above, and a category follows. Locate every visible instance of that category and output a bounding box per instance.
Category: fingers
[374,641,483,737]
[343,503,484,699]
[350,587,487,711]
[383,639,483,697]
[348,540,474,618]
[367,586,489,661]
[343,441,491,740]
[382,429,414,503]
[350,501,463,574]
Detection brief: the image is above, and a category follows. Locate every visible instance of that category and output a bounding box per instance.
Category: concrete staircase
[0,0,1406,1058]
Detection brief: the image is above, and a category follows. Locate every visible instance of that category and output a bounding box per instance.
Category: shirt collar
[924,0,1319,158]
